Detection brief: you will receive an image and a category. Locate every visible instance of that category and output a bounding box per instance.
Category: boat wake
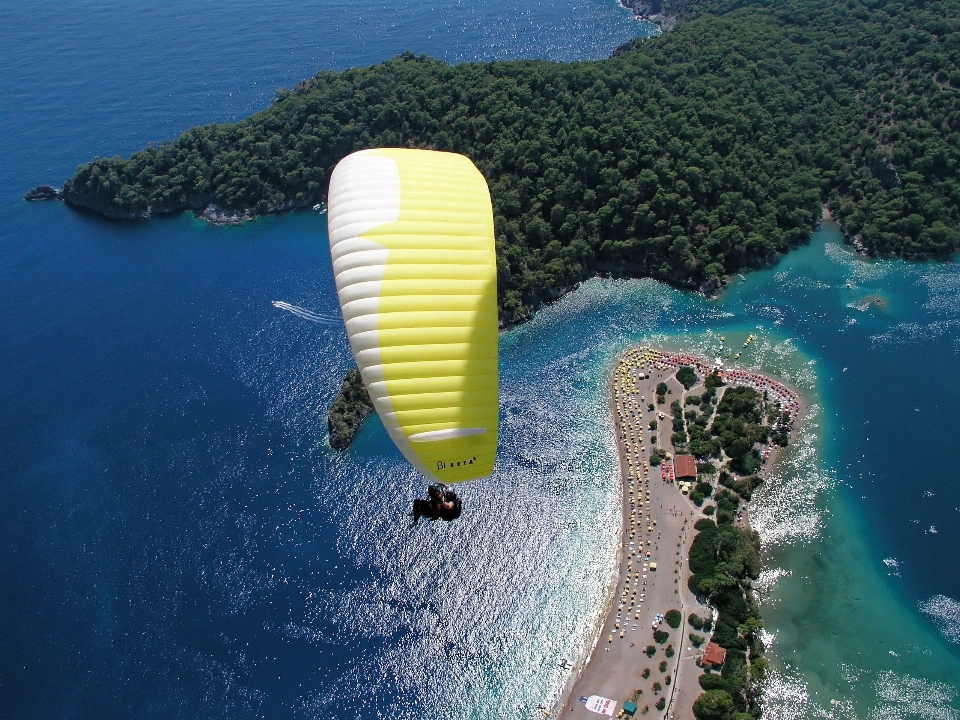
[272,301,340,325]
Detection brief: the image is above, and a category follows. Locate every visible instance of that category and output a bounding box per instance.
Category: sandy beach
[555,347,801,719]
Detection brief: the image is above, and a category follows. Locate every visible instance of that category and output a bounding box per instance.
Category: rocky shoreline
[618,0,677,32]
[25,183,320,226]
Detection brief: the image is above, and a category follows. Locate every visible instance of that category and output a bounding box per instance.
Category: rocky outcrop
[327,369,375,450]
[867,154,901,190]
[619,0,678,31]
[60,175,320,225]
[24,185,61,201]
[199,205,254,225]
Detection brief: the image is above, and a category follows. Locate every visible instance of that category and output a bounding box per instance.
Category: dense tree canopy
[62,0,960,321]
[687,516,764,715]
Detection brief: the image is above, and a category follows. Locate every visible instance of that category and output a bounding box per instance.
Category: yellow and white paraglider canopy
[327,148,498,484]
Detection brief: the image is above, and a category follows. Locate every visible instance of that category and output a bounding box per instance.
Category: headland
[557,346,801,719]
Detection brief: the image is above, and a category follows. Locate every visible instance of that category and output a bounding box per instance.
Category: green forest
[61,0,960,322]
[687,516,767,719]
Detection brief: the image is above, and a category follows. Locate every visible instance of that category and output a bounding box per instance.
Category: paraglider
[326,148,499,523]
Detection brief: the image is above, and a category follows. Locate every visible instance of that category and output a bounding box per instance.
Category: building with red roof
[700,642,727,669]
[674,454,697,480]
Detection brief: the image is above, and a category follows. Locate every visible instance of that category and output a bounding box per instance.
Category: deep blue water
[3,2,960,719]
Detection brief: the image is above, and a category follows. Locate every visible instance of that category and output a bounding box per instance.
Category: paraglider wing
[327,148,498,483]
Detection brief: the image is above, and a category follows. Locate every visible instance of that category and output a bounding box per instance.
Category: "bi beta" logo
[437,456,477,471]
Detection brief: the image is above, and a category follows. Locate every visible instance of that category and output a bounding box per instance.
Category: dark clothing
[411,484,462,524]
[412,498,440,523]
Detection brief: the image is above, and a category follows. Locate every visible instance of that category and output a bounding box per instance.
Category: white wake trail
[271,301,340,326]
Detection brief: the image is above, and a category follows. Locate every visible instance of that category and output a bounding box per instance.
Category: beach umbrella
[327,148,498,485]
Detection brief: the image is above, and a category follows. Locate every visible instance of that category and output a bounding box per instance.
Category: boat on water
[312,203,327,214]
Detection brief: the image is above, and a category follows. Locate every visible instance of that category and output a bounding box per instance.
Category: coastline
[617,0,677,32]
[555,347,803,719]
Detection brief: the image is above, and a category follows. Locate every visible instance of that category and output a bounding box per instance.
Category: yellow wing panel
[329,148,498,483]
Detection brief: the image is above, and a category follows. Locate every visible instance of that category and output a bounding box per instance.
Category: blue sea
[1,2,959,718]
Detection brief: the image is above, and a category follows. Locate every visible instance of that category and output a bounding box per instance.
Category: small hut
[674,454,697,480]
[700,642,727,670]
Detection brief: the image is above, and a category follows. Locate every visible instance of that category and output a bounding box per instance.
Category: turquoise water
[3,2,960,719]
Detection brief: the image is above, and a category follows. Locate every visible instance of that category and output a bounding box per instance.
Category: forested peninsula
[58,0,960,323]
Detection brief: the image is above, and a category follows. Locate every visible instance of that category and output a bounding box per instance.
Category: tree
[665,609,682,628]
[63,0,960,326]
[676,365,698,389]
[654,629,670,644]
[657,382,669,396]
[693,690,735,720]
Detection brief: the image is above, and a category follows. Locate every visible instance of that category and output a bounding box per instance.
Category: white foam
[761,664,960,720]
[755,567,793,605]
[869,670,959,720]
[920,595,960,644]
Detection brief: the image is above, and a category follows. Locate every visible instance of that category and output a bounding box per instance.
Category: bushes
[693,690,735,720]
[688,520,720,579]
[676,365,698,389]
[698,674,731,692]
[686,513,765,712]
[720,473,764,501]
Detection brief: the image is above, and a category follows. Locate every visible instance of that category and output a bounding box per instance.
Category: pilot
[410,483,462,525]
